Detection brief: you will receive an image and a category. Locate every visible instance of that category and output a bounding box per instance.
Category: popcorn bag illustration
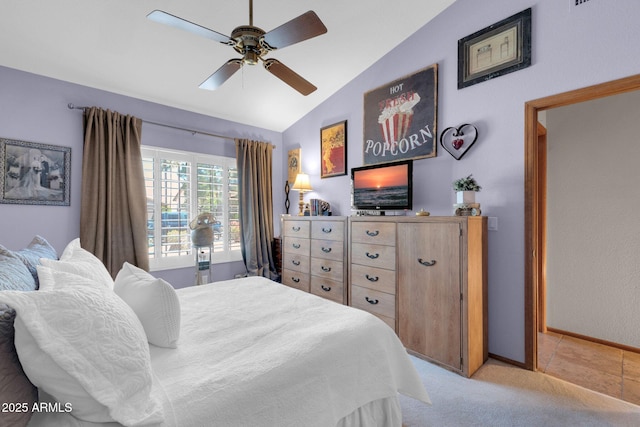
[378,92,421,147]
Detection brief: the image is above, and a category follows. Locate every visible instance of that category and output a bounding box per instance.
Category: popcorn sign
[363,64,438,165]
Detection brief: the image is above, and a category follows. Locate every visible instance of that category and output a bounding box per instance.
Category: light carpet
[400,356,640,426]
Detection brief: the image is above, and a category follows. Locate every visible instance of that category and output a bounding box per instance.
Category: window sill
[149,251,243,272]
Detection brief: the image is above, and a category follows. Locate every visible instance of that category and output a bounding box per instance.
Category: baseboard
[546,327,640,354]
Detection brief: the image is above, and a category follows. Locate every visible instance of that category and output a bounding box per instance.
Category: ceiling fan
[147,0,327,96]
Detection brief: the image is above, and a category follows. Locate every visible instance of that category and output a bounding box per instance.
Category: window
[142,146,241,270]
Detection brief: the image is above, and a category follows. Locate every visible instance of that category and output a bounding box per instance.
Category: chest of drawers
[349,221,397,330]
[282,217,347,304]
[348,216,487,377]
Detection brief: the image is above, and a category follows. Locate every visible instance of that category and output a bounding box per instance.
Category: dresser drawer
[283,237,310,255]
[374,313,396,331]
[282,253,310,273]
[351,243,396,270]
[283,220,310,238]
[351,222,396,245]
[311,239,344,261]
[351,285,396,320]
[282,269,310,292]
[310,276,344,303]
[310,258,343,282]
[350,264,396,295]
[311,220,345,241]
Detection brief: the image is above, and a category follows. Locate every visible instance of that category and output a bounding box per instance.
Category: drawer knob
[365,296,379,305]
[321,247,332,253]
[365,252,379,259]
[292,226,301,232]
[321,285,331,292]
[366,230,379,237]
[418,258,436,267]
[322,227,332,233]
[293,243,301,249]
[292,260,301,266]
[321,266,332,272]
[365,274,379,282]
[292,277,300,283]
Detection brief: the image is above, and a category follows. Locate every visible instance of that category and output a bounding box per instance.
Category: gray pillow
[0,236,58,288]
[0,255,36,292]
[0,303,37,427]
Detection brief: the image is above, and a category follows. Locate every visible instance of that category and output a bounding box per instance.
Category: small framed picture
[320,120,347,178]
[0,138,71,206]
[287,148,301,184]
[458,8,532,89]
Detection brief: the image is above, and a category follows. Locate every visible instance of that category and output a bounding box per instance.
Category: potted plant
[453,174,481,204]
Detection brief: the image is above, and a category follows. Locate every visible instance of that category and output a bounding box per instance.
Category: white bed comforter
[31,276,430,427]
[152,276,430,427]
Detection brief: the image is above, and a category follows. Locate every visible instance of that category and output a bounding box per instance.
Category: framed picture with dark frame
[320,120,347,178]
[363,64,438,165]
[458,8,532,89]
[0,138,71,206]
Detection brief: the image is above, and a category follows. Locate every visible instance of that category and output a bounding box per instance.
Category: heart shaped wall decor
[440,124,478,160]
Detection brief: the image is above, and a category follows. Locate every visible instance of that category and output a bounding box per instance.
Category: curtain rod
[67,103,238,142]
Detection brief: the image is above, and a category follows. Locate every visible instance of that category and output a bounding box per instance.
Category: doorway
[524,73,640,371]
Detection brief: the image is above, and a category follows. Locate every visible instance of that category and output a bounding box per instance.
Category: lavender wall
[281,0,640,362]
[0,65,283,287]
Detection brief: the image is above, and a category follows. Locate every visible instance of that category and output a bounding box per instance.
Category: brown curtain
[235,139,278,279]
[80,107,149,276]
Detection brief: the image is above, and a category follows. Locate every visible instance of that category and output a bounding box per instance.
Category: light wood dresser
[281,216,348,304]
[348,216,487,377]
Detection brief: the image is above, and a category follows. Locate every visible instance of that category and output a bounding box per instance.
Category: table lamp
[291,173,312,216]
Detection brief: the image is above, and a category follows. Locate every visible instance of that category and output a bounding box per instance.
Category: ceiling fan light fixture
[244,51,259,65]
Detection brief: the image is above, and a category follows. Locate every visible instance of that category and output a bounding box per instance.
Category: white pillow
[114,262,181,349]
[36,265,102,292]
[40,238,113,291]
[0,284,164,426]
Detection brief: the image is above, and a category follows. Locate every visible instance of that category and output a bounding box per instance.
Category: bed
[0,236,430,427]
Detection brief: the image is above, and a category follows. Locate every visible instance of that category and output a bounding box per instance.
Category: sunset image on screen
[354,164,408,190]
[352,163,410,209]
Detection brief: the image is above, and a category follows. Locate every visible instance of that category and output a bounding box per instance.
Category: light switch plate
[488,217,498,231]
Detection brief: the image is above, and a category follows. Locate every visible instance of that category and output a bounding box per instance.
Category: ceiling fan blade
[147,10,233,45]
[263,59,317,96]
[261,11,327,50]
[199,59,243,91]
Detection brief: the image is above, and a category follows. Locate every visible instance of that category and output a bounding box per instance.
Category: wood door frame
[524,73,640,371]
[536,122,547,335]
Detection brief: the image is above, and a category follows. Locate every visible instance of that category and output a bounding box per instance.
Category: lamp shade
[292,173,312,192]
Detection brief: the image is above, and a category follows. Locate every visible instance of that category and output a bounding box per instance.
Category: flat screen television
[351,160,413,212]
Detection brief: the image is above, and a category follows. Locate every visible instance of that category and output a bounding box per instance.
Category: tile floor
[538,331,640,406]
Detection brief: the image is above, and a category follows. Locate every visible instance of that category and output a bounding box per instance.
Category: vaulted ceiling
[0,0,455,131]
